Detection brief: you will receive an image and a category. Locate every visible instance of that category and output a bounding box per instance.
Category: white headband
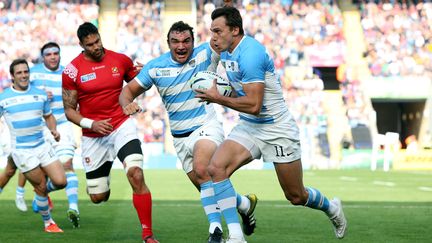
[42,47,60,56]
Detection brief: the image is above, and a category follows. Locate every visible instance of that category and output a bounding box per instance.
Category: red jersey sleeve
[119,54,139,82]
[62,63,79,90]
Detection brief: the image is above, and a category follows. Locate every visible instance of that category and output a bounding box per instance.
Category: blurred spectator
[0,0,98,88]
[361,1,432,76]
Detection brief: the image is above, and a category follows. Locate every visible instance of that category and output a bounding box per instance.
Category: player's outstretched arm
[119,79,145,115]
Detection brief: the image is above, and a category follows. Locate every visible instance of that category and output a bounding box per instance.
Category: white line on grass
[373,181,395,187]
[339,176,358,181]
[418,186,432,192]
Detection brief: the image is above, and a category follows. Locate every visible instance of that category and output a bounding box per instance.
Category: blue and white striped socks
[213,179,243,239]
[65,171,79,212]
[200,181,222,233]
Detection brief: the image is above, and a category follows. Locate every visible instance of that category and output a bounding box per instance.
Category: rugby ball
[189,71,232,97]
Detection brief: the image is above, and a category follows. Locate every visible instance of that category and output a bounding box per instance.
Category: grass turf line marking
[373,181,395,187]
[339,176,358,181]
[418,186,432,192]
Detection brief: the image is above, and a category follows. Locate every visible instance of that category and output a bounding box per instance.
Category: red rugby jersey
[62,49,138,137]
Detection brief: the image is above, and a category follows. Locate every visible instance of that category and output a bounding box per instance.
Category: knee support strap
[86,176,110,194]
[123,153,143,173]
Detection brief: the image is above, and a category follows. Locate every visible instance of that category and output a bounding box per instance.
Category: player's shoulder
[106,49,132,61]
[241,36,264,51]
[63,58,80,80]
[30,63,44,72]
[146,52,172,68]
[0,87,11,98]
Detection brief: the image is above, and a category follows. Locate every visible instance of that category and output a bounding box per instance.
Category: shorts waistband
[172,130,195,138]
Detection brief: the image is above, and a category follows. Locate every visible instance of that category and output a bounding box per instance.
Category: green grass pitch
[0,169,431,242]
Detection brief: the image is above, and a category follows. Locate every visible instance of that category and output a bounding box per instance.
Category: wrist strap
[80,118,94,129]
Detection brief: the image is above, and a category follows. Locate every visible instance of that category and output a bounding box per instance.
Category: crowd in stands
[360,1,432,76]
[116,0,166,143]
[3,0,429,157]
[0,0,343,158]
[0,0,99,91]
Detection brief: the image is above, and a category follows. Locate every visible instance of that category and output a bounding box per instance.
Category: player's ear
[232,26,240,36]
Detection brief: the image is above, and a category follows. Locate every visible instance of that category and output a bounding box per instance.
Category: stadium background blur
[0,0,431,171]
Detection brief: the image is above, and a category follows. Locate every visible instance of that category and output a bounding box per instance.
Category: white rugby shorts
[12,142,58,173]
[81,118,139,173]
[173,119,225,173]
[227,118,301,163]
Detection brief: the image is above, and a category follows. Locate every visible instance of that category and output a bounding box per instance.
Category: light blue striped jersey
[0,85,51,149]
[221,36,292,124]
[30,64,66,124]
[135,43,219,136]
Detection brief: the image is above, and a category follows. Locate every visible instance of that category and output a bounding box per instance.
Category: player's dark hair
[211,6,244,35]
[9,58,29,76]
[40,42,60,56]
[167,21,194,42]
[77,22,99,42]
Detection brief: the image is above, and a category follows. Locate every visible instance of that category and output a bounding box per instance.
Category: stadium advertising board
[393,149,432,170]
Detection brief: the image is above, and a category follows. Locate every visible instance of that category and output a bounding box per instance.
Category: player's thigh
[42,160,66,185]
[192,120,224,171]
[218,123,259,172]
[193,139,217,168]
[211,139,253,177]
[24,166,47,190]
[5,155,17,175]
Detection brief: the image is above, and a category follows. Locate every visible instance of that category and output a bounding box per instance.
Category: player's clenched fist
[122,102,142,115]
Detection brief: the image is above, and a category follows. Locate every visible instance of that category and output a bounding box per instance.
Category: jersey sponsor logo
[64,63,78,80]
[3,98,18,106]
[92,65,105,70]
[80,72,96,83]
[155,69,172,77]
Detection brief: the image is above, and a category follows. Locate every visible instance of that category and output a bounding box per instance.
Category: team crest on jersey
[81,72,96,83]
[112,66,120,77]
[225,61,238,72]
[188,59,196,68]
[33,95,39,101]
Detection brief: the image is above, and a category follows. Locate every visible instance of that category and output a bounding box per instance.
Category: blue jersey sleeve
[135,64,154,90]
[239,45,266,84]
